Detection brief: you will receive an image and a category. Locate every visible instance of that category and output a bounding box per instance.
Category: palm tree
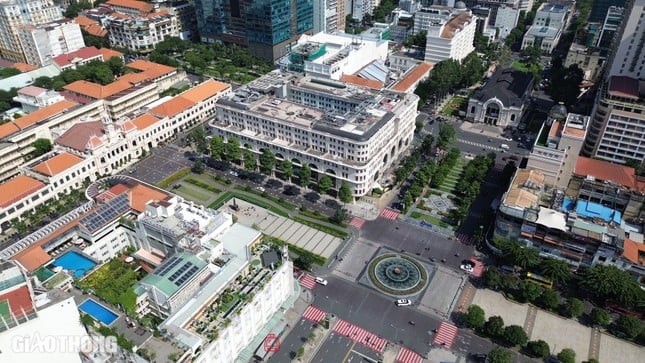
[540,258,571,285]
[501,240,539,270]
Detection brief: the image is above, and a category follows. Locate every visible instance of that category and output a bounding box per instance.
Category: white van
[500,144,510,150]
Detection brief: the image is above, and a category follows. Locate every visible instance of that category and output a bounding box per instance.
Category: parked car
[315,277,328,286]
[460,264,474,273]
[256,186,266,192]
[395,299,412,307]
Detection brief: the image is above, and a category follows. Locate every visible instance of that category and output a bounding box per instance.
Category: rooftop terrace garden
[77,258,141,316]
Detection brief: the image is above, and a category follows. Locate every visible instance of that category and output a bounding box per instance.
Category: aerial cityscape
[0,0,643,362]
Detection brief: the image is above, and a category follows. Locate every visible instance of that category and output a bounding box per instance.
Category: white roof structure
[0,65,61,91]
[0,297,89,363]
[536,207,567,231]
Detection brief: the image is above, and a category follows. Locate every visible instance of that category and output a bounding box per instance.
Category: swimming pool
[79,299,118,326]
[52,251,96,278]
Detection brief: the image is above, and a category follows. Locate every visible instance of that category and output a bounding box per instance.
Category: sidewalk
[459,121,504,139]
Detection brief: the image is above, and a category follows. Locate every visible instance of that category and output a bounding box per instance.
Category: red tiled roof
[149,97,196,118]
[98,48,123,61]
[52,46,102,67]
[128,184,169,212]
[340,74,383,89]
[0,122,20,139]
[12,220,79,272]
[32,152,84,177]
[180,80,230,103]
[622,238,645,266]
[574,156,636,189]
[105,0,153,13]
[391,62,432,92]
[55,120,105,152]
[18,85,47,97]
[63,79,132,99]
[608,76,640,99]
[12,63,38,72]
[0,175,45,208]
[13,100,77,130]
[0,285,34,319]
[131,114,159,130]
[74,16,107,37]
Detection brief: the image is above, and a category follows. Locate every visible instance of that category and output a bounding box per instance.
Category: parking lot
[129,146,192,185]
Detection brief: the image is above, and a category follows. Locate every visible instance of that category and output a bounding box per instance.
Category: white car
[395,299,412,307]
[460,264,474,273]
[315,277,328,286]
[256,186,266,192]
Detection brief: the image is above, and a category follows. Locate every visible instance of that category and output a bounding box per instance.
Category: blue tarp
[574,200,621,223]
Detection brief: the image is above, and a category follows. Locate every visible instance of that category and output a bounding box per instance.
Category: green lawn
[410,211,450,228]
[440,96,468,117]
[512,61,530,72]
[78,259,138,316]
[177,186,211,201]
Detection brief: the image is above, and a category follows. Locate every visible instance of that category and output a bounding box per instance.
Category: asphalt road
[266,317,319,362]
[311,333,380,363]
[359,217,474,270]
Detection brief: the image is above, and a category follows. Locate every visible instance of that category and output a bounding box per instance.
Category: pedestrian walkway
[349,216,366,229]
[524,306,538,339]
[299,273,317,290]
[455,232,476,246]
[432,322,458,349]
[380,208,400,221]
[588,328,601,361]
[302,306,326,323]
[333,319,387,353]
[469,257,484,278]
[396,346,423,363]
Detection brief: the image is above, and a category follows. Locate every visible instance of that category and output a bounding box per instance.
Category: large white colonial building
[521,3,569,54]
[423,7,476,64]
[209,71,419,198]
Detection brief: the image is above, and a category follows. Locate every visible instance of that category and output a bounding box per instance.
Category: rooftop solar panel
[155,256,180,276]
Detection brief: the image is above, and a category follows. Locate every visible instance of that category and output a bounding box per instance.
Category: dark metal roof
[471,69,534,108]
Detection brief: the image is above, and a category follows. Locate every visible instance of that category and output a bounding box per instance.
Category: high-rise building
[521,3,570,54]
[195,0,314,61]
[596,6,624,51]
[582,0,645,165]
[0,0,63,62]
[423,7,476,64]
[589,0,626,22]
[18,19,85,67]
[313,0,340,33]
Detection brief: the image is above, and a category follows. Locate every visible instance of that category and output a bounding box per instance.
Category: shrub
[557,348,576,363]
[503,325,528,346]
[465,304,486,329]
[525,340,550,358]
[485,316,505,338]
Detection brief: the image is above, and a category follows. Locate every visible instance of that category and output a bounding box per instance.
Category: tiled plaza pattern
[332,319,388,353]
[302,306,326,323]
[348,216,366,229]
[396,346,423,363]
[299,273,317,290]
[432,321,458,349]
[379,208,400,220]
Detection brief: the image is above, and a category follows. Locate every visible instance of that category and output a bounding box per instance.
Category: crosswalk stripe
[299,273,316,289]
[333,319,386,352]
[303,306,326,323]
[396,347,422,363]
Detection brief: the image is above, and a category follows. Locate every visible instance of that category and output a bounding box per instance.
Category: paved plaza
[597,332,643,363]
[219,199,342,259]
[470,289,529,327]
[417,268,464,318]
[530,310,591,359]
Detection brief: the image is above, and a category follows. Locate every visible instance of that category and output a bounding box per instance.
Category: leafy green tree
[280,160,293,181]
[485,316,505,338]
[330,208,347,225]
[503,325,528,346]
[32,138,52,156]
[521,45,542,65]
[338,182,353,204]
[581,265,643,306]
[436,124,456,149]
[404,31,426,48]
[191,160,205,174]
[614,314,644,340]
[317,175,333,195]
[299,163,311,188]
[525,339,550,358]
[243,149,256,171]
[224,136,241,162]
[550,63,584,107]
[461,52,485,86]
[564,298,585,319]
[540,258,571,285]
[106,56,125,76]
[540,289,560,311]
[294,254,314,271]
[517,280,543,302]
[189,128,209,154]
[557,348,576,363]
[500,240,539,269]
[259,148,276,175]
[465,304,486,329]
[484,267,502,290]
[0,67,21,78]
[488,347,513,363]
[590,308,612,327]
[210,135,225,160]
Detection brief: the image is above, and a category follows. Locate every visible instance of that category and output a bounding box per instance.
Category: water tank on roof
[455,1,467,10]
[549,102,567,121]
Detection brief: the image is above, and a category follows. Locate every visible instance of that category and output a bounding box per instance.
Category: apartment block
[209,71,419,198]
[18,19,85,67]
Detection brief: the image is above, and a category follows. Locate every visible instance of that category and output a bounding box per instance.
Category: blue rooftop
[574,200,621,223]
